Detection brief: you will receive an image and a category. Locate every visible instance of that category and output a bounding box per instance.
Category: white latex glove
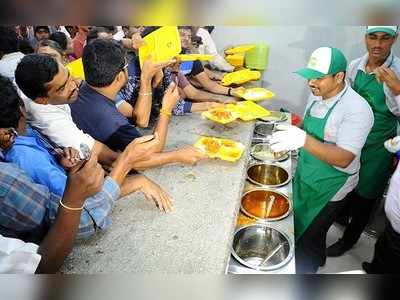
[270,124,307,152]
[384,136,400,153]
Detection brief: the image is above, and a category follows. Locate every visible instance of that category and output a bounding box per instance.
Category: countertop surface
[62,112,255,274]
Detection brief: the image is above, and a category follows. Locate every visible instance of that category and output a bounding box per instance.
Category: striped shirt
[0,162,120,241]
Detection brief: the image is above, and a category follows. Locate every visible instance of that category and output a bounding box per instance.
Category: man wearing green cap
[270,46,373,273]
[327,26,400,257]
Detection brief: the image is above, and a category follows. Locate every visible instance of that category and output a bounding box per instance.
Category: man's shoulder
[27,101,69,115]
[341,86,373,116]
[391,55,400,73]
[348,55,365,70]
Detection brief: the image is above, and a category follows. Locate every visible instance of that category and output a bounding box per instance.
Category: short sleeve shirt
[70,83,141,151]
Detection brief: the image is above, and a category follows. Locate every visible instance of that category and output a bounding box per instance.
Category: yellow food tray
[235,87,275,101]
[201,107,240,124]
[176,54,214,61]
[225,53,245,68]
[227,101,270,121]
[194,136,245,162]
[225,44,256,55]
[221,69,261,86]
[138,26,181,67]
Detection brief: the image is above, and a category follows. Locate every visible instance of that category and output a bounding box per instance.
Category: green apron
[353,69,397,199]
[294,93,352,239]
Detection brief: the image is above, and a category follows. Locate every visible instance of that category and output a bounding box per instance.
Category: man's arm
[303,135,355,168]
[152,83,180,152]
[130,147,205,171]
[182,83,237,103]
[194,71,230,95]
[36,155,105,273]
[92,141,119,166]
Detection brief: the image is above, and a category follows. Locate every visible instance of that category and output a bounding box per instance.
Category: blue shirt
[70,83,142,151]
[4,128,67,197]
[0,161,120,241]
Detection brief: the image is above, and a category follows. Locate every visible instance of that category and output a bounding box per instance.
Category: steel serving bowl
[250,143,289,162]
[231,224,294,271]
[241,189,292,221]
[247,163,291,188]
[254,123,275,137]
[258,111,288,123]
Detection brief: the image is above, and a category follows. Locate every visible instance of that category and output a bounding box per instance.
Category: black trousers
[369,221,400,274]
[295,200,346,274]
[336,191,378,246]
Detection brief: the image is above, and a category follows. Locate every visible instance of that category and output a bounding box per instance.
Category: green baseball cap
[295,47,347,80]
[367,26,398,37]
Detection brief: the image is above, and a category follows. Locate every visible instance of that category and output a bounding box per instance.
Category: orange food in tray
[202,107,240,124]
[194,136,245,162]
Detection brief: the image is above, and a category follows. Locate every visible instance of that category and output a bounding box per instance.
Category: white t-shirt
[0,234,40,274]
[385,162,400,234]
[303,83,374,201]
[0,52,25,82]
[196,28,234,72]
[24,100,95,157]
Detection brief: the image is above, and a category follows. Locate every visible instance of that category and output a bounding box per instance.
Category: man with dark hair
[30,26,50,49]
[0,75,174,241]
[70,39,205,169]
[15,53,118,165]
[0,26,25,81]
[327,26,400,258]
[49,31,68,51]
[269,47,373,273]
[34,26,50,41]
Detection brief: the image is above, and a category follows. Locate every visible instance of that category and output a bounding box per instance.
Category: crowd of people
[0,25,400,274]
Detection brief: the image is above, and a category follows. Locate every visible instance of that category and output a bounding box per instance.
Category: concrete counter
[62,113,255,273]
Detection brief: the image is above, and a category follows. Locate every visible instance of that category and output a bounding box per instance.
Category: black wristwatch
[228,88,232,96]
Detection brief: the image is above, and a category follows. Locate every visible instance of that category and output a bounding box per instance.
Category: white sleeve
[25,102,95,157]
[396,94,400,107]
[113,26,125,41]
[197,28,234,72]
[336,100,374,156]
[0,235,41,274]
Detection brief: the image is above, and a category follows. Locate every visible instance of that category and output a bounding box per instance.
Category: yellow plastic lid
[138,26,181,67]
[194,136,245,162]
[66,58,85,80]
[176,54,214,61]
[225,44,256,55]
[236,88,275,101]
[227,101,271,121]
[221,69,261,86]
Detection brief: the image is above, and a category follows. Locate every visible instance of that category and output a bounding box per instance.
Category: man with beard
[269,47,374,273]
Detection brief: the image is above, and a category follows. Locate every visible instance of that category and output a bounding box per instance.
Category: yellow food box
[235,87,275,101]
[176,54,214,61]
[221,69,261,86]
[138,26,181,67]
[225,53,245,68]
[227,101,270,121]
[225,44,256,55]
[194,136,245,162]
[201,107,240,125]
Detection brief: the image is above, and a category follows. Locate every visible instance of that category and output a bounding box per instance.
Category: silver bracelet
[59,199,84,211]
[139,91,153,96]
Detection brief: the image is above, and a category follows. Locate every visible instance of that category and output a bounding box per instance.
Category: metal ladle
[259,241,288,267]
[265,195,276,218]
